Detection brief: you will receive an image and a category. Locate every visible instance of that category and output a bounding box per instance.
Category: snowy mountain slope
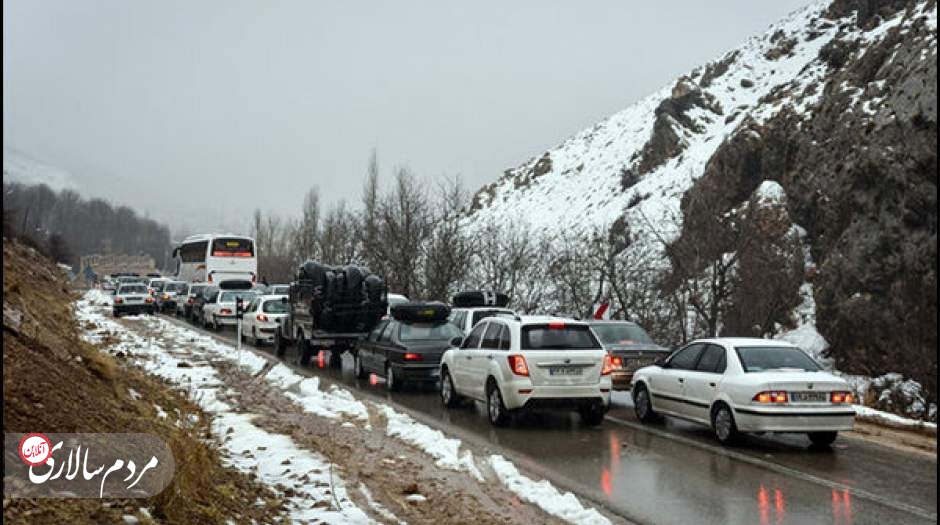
[2,148,77,191]
[463,0,933,250]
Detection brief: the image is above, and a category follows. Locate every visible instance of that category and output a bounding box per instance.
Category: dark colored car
[585,320,669,390]
[190,285,219,326]
[181,283,210,319]
[354,303,463,391]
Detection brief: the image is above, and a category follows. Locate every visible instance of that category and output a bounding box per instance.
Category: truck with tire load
[275,260,388,367]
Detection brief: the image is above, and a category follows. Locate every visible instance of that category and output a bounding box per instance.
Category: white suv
[448,306,518,334]
[439,316,613,426]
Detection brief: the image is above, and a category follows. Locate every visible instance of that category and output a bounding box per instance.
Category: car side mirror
[450,337,463,347]
[656,358,669,368]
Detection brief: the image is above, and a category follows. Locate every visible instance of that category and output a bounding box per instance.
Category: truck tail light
[753,391,788,403]
[508,355,529,376]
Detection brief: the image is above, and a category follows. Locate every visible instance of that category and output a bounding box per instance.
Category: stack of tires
[297,261,388,333]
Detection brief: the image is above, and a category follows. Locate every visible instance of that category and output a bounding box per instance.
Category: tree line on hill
[2,181,172,269]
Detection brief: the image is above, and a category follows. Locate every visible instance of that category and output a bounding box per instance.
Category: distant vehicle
[267,284,290,296]
[240,294,289,346]
[440,316,612,426]
[179,283,211,319]
[147,277,171,296]
[101,279,117,294]
[386,293,409,315]
[585,320,670,390]
[447,290,518,334]
[201,281,256,331]
[146,272,162,278]
[112,283,155,317]
[171,233,258,285]
[116,275,146,285]
[190,285,220,326]
[354,302,461,391]
[631,338,855,446]
[157,281,188,314]
[276,261,387,367]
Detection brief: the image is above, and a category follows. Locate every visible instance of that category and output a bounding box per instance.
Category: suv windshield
[470,309,516,326]
[118,285,147,295]
[219,291,257,303]
[589,323,655,345]
[262,300,289,313]
[735,346,821,373]
[399,322,463,342]
[521,325,601,350]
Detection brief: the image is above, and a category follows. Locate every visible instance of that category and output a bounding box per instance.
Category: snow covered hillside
[3,148,76,191]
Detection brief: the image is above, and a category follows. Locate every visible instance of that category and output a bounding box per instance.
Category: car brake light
[257,314,269,322]
[753,391,788,403]
[114,297,123,304]
[403,353,422,361]
[508,355,529,376]
[548,321,566,329]
[188,297,194,304]
[611,356,623,368]
[830,391,854,404]
[220,308,232,315]
[601,354,614,375]
[145,297,155,304]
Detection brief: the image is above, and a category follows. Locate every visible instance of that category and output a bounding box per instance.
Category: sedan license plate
[790,391,828,403]
[548,367,583,376]
[626,358,656,370]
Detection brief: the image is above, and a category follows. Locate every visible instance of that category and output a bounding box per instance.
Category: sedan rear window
[521,325,601,350]
[166,282,188,293]
[399,322,463,342]
[118,285,147,294]
[735,346,821,373]
[589,323,655,345]
[219,291,257,303]
[262,300,289,314]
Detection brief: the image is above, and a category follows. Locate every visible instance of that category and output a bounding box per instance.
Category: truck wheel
[298,335,313,367]
[329,349,342,368]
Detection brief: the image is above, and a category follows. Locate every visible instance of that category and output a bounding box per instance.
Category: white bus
[172,234,258,284]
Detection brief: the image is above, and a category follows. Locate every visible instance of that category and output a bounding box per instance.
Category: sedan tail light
[403,352,423,361]
[114,297,123,304]
[257,313,269,322]
[508,355,529,376]
[601,354,614,376]
[220,308,232,315]
[830,391,854,404]
[611,356,623,368]
[145,297,155,304]
[753,391,788,403]
[187,298,194,304]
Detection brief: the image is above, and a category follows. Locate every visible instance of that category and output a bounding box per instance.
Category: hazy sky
[4,0,807,236]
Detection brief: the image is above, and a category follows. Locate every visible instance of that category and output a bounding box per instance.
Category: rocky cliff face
[464,0,937,403]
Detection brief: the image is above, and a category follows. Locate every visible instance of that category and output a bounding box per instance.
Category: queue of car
[102,266,854,447]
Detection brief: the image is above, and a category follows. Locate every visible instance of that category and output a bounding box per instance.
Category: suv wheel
[441,370,461,408]
[486,380,510,426]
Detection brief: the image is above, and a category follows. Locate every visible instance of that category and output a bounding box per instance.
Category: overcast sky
[4,0,807,236]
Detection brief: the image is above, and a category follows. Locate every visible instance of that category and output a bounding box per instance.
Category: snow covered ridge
[76,290,613,525]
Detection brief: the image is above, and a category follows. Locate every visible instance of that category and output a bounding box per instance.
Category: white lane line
[604,414,937,522]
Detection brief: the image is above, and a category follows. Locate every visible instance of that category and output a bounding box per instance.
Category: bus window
[211,238,254,257]
[181,241,208,263]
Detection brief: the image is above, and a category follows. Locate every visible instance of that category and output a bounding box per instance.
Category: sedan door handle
[709,382,717,387]
[677,378,684,383]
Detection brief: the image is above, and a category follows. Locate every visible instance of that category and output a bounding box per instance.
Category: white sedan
[439,316,613,426]
[240,294,289,346]
[631,338,855,446]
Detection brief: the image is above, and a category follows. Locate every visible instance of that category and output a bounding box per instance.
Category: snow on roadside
[853,405,938,432]
[76,290,617,525]
[489,456,611,525]
[374,404,484,482]
[75,293,373,524]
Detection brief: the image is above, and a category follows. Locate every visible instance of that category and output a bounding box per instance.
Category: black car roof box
[451,290,510,308]
[391,301,451,323]
[218,279,253,290]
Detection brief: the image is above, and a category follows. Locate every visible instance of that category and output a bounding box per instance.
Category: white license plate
[791,391,828,402]
[548,367,583,376]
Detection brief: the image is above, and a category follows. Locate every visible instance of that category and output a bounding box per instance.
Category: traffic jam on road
[93,232,938,525]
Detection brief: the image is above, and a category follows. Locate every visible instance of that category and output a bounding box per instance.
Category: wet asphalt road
[166,317,937,525]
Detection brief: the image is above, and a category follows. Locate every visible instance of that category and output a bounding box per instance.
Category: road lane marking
[604,414,937,521]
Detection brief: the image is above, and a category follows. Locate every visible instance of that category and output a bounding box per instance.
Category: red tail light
[753,391,788,403]
[611,356,623,368]
[187,298,194,304]
[830,391,854,404]
[145,297,155,304]
[114,297,123,304]
[601,354,614,376]
[257,314,269,322]
[220,308,232,315]
[508,355,529,376]
[403,352,423,361]
[548,321,566,329]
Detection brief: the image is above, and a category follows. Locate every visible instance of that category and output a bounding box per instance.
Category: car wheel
[274,331,287,358]
[486,380,510,427]
[112,310,120,318]
[441,369,461,408]
[251,327,260,347]
[579,403,606,426]
[212,316,220,332]
[808,431,838,448]
[712,403,741,446]
[354,353,367,379]
[633,384,661,423]
[386,364,400,392]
